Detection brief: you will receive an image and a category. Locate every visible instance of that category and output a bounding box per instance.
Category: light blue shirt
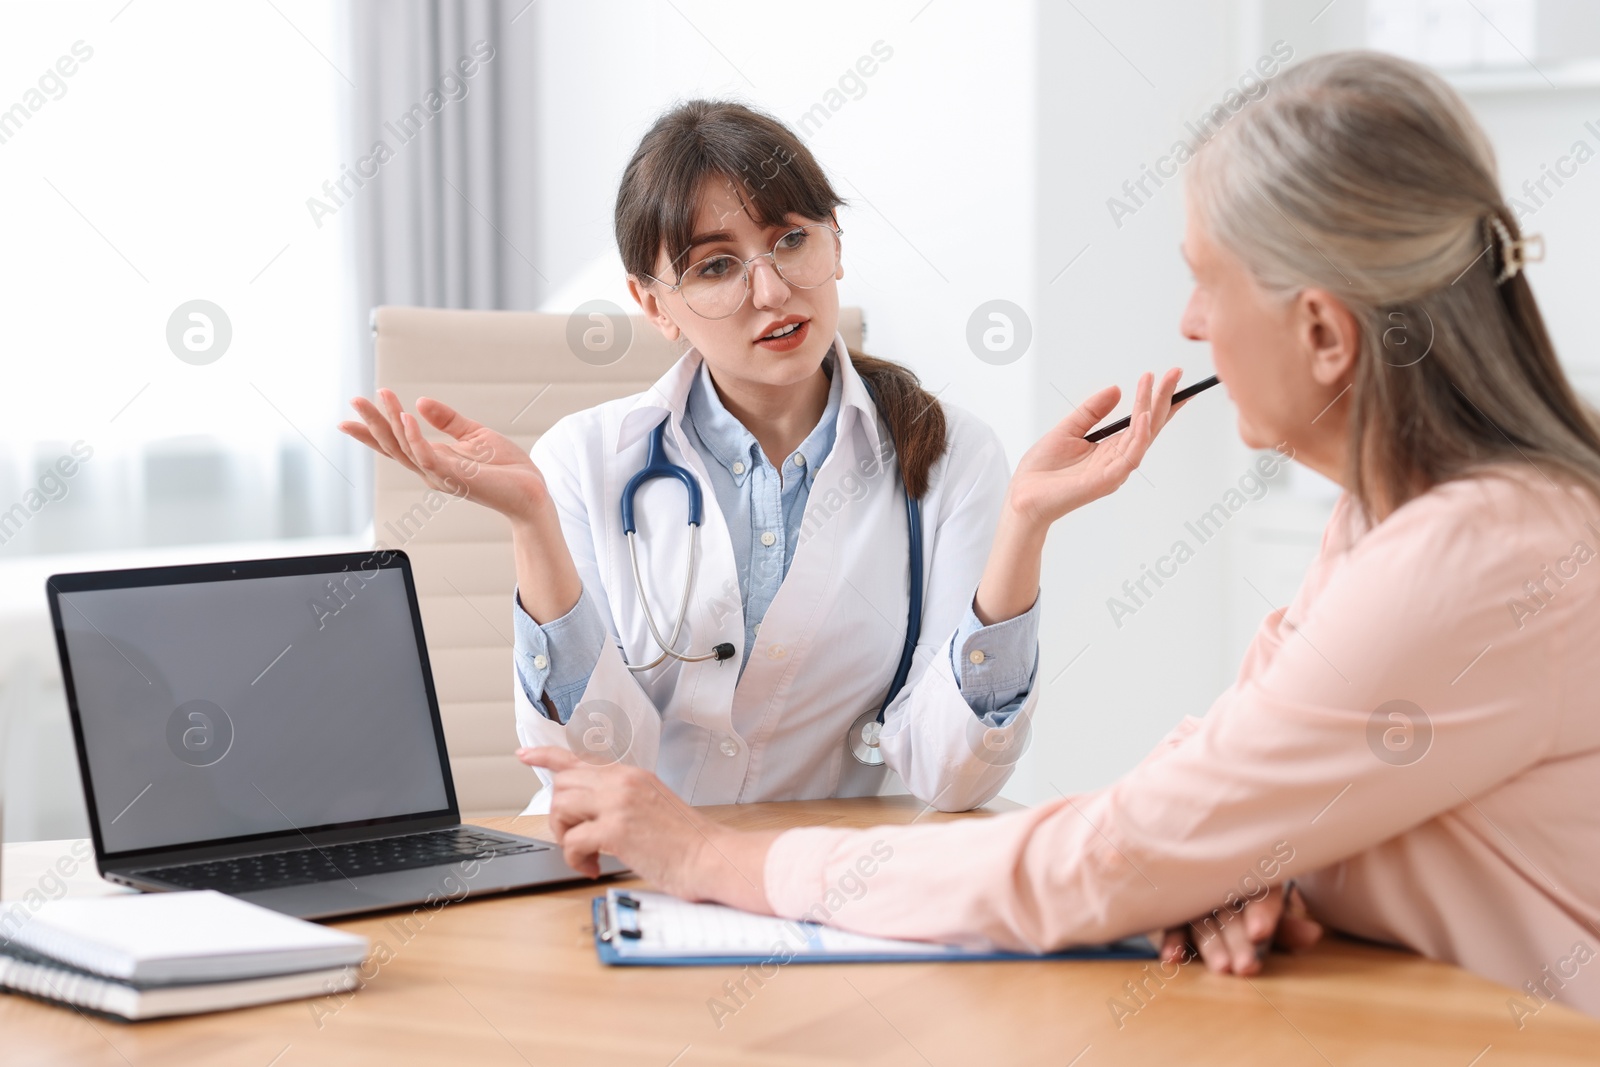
[513,352,1040,727]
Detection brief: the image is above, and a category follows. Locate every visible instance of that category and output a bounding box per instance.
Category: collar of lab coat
[612,331,885,461]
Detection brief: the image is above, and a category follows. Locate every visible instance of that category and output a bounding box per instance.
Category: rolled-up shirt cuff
[950,592,1041,726]
[512,586,606,724]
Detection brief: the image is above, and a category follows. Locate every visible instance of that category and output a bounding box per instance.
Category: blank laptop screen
[55,565,452,857]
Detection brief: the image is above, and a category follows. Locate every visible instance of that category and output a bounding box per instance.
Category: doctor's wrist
[974,506,1047,626]
[502,487,555,530]
[993,504,1050,564]
[508,507,584,625]
[996,491,1052,545]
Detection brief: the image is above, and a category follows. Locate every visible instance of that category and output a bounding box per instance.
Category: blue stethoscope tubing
[884,474,923,714]
[621,420,721,673]
[620,419,703,533]
[619,415,923,764]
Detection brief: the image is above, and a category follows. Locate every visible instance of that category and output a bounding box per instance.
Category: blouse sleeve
[764,478,1575,949]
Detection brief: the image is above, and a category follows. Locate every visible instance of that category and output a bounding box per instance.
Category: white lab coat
[514,333,1037,812]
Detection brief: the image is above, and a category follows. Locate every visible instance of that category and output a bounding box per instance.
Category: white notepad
[1,890,369,984]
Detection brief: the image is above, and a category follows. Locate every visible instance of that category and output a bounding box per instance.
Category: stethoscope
[619,411,924,766]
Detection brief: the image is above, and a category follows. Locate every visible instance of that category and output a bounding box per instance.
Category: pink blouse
[765,468,1600,1017]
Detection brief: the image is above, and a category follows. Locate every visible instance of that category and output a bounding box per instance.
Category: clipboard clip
[600,892,643,943]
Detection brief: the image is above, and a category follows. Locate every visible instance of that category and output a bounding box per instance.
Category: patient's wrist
[694,827,780,914]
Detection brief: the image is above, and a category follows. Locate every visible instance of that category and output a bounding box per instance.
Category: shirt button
[767,644,787,660]
[968,650,986,665]
[792,453,806,467]
[533,654,549,670]
[719,738,739,757]
[732,461,746,475]
[760,531,777,547]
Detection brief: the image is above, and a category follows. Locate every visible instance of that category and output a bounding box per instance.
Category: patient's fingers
[1244,888,1284,942]
[1220,915,1262,974]
[517,745,582,772]
[548,788,601,841]
[558,822,604,879]
[1275,885,1325,952]
[1159,928,1191,966]
[1191,912,1258,975]
[1191,921,1227,972]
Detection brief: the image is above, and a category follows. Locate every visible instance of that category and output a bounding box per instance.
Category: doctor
[342,100,1181,813]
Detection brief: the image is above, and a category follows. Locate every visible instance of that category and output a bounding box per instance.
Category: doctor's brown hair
[614,99,947,498]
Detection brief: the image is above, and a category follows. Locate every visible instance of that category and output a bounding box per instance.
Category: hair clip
[1487,214,1544,284]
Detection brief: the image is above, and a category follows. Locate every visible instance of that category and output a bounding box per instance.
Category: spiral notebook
[592,889,1157,966]
[0,941,359,1022]
[1,890,368,984]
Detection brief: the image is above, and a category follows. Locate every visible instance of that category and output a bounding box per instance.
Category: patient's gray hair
[1189,50,1600,515]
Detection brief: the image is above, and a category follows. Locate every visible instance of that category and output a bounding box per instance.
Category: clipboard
[592,889,1157,967]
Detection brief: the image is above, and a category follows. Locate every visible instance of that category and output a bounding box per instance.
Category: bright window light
[0,0,362,556]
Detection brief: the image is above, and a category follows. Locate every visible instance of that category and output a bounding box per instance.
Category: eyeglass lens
[675,225,840,319]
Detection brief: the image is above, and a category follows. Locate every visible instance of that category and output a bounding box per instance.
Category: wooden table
[3,796,1597,1065]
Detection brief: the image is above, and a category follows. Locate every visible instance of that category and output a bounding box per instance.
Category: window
[1367,0,1537,70]
[0,0,364,559]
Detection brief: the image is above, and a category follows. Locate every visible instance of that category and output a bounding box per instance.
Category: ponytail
[848,349,947,499]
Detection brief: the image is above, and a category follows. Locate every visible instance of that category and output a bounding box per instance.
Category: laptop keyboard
[130,828,549,894]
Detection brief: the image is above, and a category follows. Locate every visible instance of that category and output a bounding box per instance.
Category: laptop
[46,550,625,920]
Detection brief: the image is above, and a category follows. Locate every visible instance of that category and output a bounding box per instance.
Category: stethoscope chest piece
[849,709,886,766]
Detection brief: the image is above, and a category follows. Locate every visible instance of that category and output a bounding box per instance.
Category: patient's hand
[516,747,778,913]
[1159,884,1324,976]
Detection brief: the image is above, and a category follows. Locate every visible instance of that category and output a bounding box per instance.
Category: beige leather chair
[371,305,865,815]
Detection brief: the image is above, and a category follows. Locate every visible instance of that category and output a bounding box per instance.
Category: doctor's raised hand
[974,369,1182,626]
[338,389,584,625]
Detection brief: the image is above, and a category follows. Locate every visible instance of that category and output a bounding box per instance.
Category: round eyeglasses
[645,224,842,320]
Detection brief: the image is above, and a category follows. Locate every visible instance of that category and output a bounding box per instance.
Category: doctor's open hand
[1007,368,1183,529]
[517,746,779,914]
[974,369,1183,625]
[340,389,553,523]
[340,390,585,624]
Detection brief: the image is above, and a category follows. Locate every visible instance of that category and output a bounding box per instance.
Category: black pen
[1084,375,1221,443]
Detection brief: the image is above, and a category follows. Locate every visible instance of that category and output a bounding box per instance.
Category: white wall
[1009,0,1255,803]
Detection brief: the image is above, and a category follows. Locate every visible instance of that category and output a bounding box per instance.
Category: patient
[519,51,1600,1014]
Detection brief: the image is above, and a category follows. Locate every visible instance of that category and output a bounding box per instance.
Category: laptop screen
[51,555,454,858]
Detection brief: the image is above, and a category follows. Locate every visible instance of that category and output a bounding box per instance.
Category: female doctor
[341,100,1181,814]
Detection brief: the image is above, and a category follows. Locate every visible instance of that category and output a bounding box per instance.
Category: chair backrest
[371,305,865,814]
